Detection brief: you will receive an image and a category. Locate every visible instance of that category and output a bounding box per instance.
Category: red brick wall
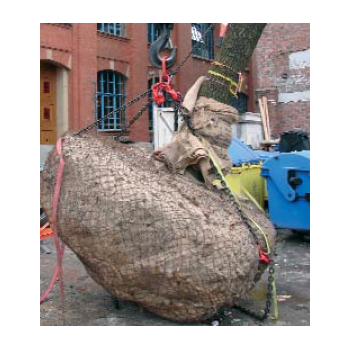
[252,23,310,138]
[275,101,310,132]
[40,23,220,142]
[71,24,97,131]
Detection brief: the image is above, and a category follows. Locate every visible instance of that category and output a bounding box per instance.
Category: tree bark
[199,23,267,105]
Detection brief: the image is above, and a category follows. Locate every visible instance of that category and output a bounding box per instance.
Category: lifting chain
[115,95,153,141]
[212,162,276,323]
[76,23,215,138]
[181,109,276,325]
[173,98,183,132]
[74,89,152,137]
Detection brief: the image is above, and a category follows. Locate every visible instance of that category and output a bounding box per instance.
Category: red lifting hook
[258,245,270,264]
[151,57,182,105]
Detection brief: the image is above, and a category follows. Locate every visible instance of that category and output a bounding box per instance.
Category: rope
[207,70,243,98]
[40,138,66,304]
[211,60,240,73]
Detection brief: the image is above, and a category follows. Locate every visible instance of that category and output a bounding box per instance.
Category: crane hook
[149,23,177,69]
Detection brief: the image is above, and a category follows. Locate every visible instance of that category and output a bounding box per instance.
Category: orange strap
[40,138,66,304]
[40,222,54,240]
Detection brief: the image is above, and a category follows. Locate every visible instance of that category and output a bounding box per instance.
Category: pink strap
[40,138,66,304]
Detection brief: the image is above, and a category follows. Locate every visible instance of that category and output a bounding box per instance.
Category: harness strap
[206,148,278,320]
[207,70,243,98]
[206,147,270,253]
[40,138,66,304]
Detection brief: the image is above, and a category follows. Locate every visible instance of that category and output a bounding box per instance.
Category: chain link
[76,24,215,137]
[211,158,276,323]
[74,89,151,137]
[114,97,153,142]
[173,92,184,132]
[232,258,275,322]
[181,113,276,325]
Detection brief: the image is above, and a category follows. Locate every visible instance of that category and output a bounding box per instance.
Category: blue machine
[260,151,310,231]
[254,149,279,162]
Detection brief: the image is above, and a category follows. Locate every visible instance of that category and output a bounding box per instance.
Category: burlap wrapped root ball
[40,134,276,322]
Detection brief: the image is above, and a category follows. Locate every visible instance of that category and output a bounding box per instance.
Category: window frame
[191,23,214,60]
[147,24,172,48]
[147,23,161,43]
[96,70,127,131]
[97,23,127,38]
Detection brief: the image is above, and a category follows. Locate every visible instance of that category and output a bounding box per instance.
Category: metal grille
[97,70,126,131]
[191,23,214,59]
[97,23,126,37]
[147,24,161,43]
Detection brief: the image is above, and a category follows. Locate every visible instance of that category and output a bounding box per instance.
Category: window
[97,70,126,130]
[97,23,126,37]
[147,24,173,49]
[147,24,161,43]
[191,23,214,59]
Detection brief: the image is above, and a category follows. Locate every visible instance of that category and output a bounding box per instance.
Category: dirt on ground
[40,229,310,326]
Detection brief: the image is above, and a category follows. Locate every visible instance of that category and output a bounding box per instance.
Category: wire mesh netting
[40,132,276,322]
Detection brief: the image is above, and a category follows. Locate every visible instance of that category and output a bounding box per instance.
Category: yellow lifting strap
[207,70,243,98]
[206,148,279,320]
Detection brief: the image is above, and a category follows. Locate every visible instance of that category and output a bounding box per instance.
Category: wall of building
[252,23,310,138]
[40,23,219,143]
[41,23,310,142]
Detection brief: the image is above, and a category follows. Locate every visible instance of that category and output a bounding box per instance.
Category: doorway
[40,63,57,145]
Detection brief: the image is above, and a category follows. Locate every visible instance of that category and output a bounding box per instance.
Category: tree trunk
[199,23,267,105]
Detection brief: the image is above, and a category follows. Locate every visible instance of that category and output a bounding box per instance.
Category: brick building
[40,23,220,149]
[251,23,310,138]
[40,23,310,155]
